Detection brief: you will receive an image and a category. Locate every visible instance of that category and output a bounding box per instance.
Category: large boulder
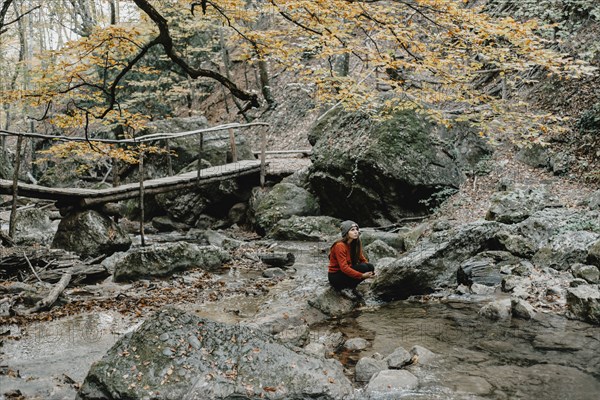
[370,221,504,301]
[532,231,600,271]
[13,207,56,246]
[485,187,560,224]
[307,109,466,226]
[267,215,340,241]
[113,242,231,282]
[77,307,353,400]
[249,183,320,235]
[52,209,131,259]
[566,284,600,325]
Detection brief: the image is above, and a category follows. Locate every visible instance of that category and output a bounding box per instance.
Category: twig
[21,272,72,314]
[24,252,43,283]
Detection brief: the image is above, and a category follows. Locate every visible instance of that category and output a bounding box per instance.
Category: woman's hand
[361,271,374,279]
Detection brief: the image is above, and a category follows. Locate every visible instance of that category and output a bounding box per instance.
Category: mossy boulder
[308,109,465,225]
[249,183,320,235]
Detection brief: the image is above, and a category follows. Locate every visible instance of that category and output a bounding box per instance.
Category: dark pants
[328,263,375,290]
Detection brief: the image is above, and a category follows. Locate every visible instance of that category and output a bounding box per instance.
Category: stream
[1,240,599,399]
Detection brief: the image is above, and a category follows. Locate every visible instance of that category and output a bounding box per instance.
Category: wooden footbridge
[0,159,264,208]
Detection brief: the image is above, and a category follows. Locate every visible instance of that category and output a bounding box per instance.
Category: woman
[328,220,375,292]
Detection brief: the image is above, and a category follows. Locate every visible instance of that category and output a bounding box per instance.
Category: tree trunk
[257,59,275,108]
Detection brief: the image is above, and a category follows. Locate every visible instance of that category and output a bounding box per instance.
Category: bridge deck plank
[0,160,263,206]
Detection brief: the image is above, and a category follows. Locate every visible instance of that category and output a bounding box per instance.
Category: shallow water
[2,240,599,399]
[338,300,600,399]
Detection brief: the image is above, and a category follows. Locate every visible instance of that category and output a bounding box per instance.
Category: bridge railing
[0,121,271,242]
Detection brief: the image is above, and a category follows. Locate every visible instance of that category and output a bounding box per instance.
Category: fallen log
[19,272,72,314]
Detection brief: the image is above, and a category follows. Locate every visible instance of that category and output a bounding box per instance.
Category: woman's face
[348,225,360,240]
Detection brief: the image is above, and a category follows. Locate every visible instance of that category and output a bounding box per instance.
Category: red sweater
[328,242,368,280]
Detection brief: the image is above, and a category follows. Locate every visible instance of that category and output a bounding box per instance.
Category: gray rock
[227,202,247,225]
[113,242,231,282]
[587,239,600,267]
[383,347,412,369]
[262,267,286,278]
[511,298,536,320]
[308,109,465,226]
[344,337,369,351]
[571,263,600,284]
[308,287,358,317]
[471,282,496,295]
[442,375,493,396]
[400,223,429,251]
[365,370,419,397]
[566,284,600,324]
[516,143,550,169]
[478,299,512,321]
[249,183,320,235]
[267,215,340,241]
[570,278,589,287]
[532,231,600,271]
[359,228,404,250]
[371,221,505,301]
[457,251,518,287]
[274,325,310,347]
[355,357,387,382]
[52,209,131,259]
[13,207,55,246]
[364,240,398,265]
[151,215,190,232]
[496,232,536,258]
[77,307,353,399]
[588,190,600,210]
[409,345,437,365]
[485,187,560,224]
[303,342,326,358]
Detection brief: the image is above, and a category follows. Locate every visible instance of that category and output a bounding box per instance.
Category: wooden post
[165,139,173,176]
[228,128,238,162]
[260,129,266,188]
[196,132,204,183]
[138,148,146,247]
[112,157,120,187]
[8,135,23,239]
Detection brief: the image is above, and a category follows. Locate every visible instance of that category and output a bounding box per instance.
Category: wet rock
[52,209,131,259]
[258,252,295,268]
[478,299,512,321]
[13,207,56,246]
[310,331,345,355]
[371,221,505,301]
[384,347,412,369]
[566,284,600,324]
[512,260,534,276]
[355,357,387,382]
[307,287,358,317]
[532,231,599,271]
[267,215,340,241]
[249,183,320,235]
[274,325,310,347]
[511,298,536,320]
[77,307,353,400]
[485,187,560,224]
[364,240,398,265]
[409,345,437,365]
[112,242,231,282]
[262,267,286,278]
[344,337,369,351]
[442,375,493,396]
[571,263,600,284]
[365,370,419,397]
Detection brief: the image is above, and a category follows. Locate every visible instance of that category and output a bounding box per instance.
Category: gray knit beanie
[340,220,358,237]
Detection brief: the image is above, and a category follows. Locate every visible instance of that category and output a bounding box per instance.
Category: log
[23,272,71,314]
